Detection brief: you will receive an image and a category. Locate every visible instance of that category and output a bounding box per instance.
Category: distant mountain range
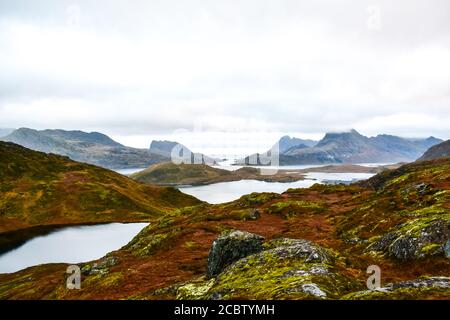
[1,127,444,168]
[239,129,442,165]
[418,139,450,161]
[0,128,212,170]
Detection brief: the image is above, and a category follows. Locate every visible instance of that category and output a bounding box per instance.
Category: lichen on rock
[369,217,450,260]
[206,230,264,278]
[176,231,360,300]
[343,277,450,300]
[81,256,119,276]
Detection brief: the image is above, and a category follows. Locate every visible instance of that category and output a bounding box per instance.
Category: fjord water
[114,168,147,175]
[179,172,375,204]
[0,223,148,274]
[0,169,375,273]
[179,179,317,204]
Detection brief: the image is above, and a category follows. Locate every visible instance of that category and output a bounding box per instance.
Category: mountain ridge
[239,129,442,165]
[1,128,214,170]
[150,140,216,165]
[418,139,450,161]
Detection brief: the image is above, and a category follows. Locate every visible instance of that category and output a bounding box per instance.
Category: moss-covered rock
[177,233,361,300]
[267,200,326,218]
[81,256,119,276]
[343,277,450,300]
[369,217,450,260]
[206,230,264,278]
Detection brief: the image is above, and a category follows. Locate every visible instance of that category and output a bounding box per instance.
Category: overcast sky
[0,0,449,156]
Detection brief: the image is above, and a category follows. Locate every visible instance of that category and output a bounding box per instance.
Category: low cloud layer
[1,0,449,152]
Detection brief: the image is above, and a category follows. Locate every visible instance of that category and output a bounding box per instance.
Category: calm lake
[179,172,375,204]
[0,223,148,274]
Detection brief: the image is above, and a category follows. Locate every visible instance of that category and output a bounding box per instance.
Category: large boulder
[206,230,264,278]
[177,235,360,300]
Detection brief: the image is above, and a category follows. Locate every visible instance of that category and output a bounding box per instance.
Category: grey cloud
[0,0,450,146]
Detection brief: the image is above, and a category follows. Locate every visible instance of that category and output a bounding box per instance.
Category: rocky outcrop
[206,230,264,278]
[81,256,119,276]
[178,232,360,300]
[369,218,450,260]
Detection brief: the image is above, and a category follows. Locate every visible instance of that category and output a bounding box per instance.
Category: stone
[206,230,264,278]
[370,219,450,260]
[343,277,450,300]
[414,183,429,196]
[248,209,261,220]
[263,238,333,263]
[81,255,119,276]
[301,283,327,298]
[445,240,450,259]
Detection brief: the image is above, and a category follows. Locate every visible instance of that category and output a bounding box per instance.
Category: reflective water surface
[179,172,375,204]
[0,223,148,274]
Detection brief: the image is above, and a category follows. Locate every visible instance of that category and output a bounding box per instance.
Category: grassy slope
[0,157,449,299]
[0,142,201,233]
[418,140,450,161]
[131,162,234,185]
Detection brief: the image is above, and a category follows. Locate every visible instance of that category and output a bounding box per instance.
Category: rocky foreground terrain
[0,143,449,299]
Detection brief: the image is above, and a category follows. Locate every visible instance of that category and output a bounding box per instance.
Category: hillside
[0,142,201,235]
[418,140,450,161]
[131,162,234,185]
[239,130,442,165]
[131,162,307,186]
[1,158,449,299]
[1,128,168,169]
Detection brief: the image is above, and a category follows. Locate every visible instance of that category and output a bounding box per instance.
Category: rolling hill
[131,162,306,186]
[0,141,201,234]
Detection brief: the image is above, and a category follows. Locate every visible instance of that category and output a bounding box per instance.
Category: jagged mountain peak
[274,135,318,152]
[316,129,367,147]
